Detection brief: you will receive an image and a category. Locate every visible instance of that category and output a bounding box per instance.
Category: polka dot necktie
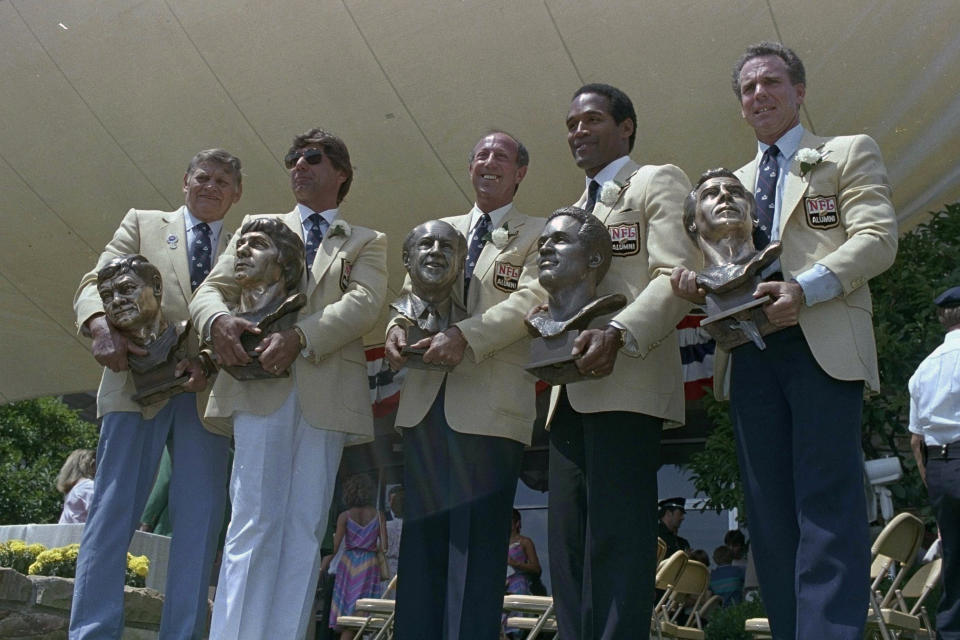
[753,145,780,250]
[464,212,491,298]
[189,222,212,291]
[305,213,324,269]
[585,179,600,213]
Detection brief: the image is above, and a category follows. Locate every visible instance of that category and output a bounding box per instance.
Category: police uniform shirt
[909,329,960,446]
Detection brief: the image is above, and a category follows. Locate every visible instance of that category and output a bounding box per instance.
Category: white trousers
[210,390,346,640]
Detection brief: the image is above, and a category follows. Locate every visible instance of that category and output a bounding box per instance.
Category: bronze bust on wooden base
[525,207,625,385]
[390,220,467,371]
[682,169,782,350]
[97,254,189,405]
[217,217,307,380]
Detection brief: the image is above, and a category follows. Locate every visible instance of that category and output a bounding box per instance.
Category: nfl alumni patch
[493,261,523,292]
[804,195,840,229]
[608,223,640,257]
[339,258,352,292]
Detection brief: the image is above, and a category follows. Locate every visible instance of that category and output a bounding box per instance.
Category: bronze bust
[219,218,307,380]
[390,220,467,370]
[682,168,781,349]
[97,254,189,404]
[525,207,625,384]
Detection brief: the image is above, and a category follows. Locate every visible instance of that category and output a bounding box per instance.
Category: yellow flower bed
[2,540,149,587]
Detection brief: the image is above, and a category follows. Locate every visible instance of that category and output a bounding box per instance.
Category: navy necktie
[189,222,212,291]
[305,213,324,269]
[585,179,600,213]
[753,145,780,250]
[464,213,491,297]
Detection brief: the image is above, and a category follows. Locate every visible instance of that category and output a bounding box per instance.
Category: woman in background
[329,473,386,640]
[57,449,96,523]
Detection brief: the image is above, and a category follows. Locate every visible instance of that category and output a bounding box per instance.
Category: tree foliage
[0,397,99,525]
[688,203,960,522]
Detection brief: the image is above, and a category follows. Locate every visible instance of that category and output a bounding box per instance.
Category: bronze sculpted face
[97,255,164,342]
[235,230,283,289]
[537,210,610,301]
[402,220,466,303]
[691,176,755,246]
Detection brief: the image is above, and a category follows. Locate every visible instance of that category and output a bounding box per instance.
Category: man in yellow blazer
[71,149,241,640]
[549,83,699,640]
[190,129,387,640]
[384,131,545,639]
[673,42,898,639]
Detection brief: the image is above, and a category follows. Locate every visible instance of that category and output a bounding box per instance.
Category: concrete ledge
[0,572,162,639]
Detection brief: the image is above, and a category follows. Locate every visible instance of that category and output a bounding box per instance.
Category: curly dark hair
[342,473,376,509]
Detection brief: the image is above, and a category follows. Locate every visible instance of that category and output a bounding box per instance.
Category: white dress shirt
[909,330,960,446]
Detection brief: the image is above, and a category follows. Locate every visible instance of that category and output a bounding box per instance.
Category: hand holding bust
[677,169,782,349]
[97,254,189,404]
[390,220,467,370]
[218,217,307,380]
[525,207,625,384]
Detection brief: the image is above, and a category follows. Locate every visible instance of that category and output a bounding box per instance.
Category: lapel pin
[167,234,179,249]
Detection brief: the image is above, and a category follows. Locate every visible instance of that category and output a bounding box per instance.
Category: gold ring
[273,364,280,372]
[590,369,599,376]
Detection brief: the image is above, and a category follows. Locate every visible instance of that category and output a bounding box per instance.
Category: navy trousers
[394,385,523,640]
[730,325,869,640]
[548,388,661,640]
[926,455,960,638]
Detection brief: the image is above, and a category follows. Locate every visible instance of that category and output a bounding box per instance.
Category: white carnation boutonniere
[796,148,824,178]
[328,219,351,238]
[599,180,625,207]
[485,223,518,249]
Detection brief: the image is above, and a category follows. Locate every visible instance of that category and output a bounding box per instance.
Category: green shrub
[0,397,99,524]
[705,597,766,640]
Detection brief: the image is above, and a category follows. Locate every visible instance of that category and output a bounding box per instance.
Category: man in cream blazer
[385,131,545,640]
[191,129,387,640]
[549,83,699,640]
[674,42,897,639]
[71,149,241,640]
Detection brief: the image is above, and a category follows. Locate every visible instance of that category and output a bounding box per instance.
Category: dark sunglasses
[283,148,324,169]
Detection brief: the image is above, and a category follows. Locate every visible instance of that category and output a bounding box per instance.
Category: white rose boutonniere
[599,180,624,207]
[485,223,518,249]
[796,148,823,178]
[328,219,351,238]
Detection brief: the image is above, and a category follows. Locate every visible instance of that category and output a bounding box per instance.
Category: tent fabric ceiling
[2,0,958,403]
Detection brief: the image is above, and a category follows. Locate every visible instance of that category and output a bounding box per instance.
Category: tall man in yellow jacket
[673,42,898,639]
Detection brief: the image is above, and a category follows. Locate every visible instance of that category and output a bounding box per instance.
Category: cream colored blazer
[551,160,699,424]
[73,207,231,432]
[390,205,547,444]
[190,210,388,442]
[713,132,898,397]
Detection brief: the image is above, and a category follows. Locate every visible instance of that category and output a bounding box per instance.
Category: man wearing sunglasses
[71,149,241,639]
[191,128,387,640]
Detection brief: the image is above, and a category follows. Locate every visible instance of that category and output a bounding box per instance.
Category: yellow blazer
[189,210,387,442]
[391,205,547,444]
[73,207,231,430]
[550,161,698,423]
[712,132,898,397]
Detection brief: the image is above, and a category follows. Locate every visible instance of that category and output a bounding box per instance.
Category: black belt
[927,442,960,461]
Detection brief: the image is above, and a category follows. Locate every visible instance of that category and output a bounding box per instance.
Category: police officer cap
[658,497,686,512]
[934,286,960,309]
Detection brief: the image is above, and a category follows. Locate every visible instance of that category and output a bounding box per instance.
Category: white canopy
[2,0,958,402]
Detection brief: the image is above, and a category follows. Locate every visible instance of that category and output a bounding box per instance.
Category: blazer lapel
[472,205,525,284]
[582,159,641,224]
[164,207,192,301]
[778,131,824,234]
[307,217,347,297]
